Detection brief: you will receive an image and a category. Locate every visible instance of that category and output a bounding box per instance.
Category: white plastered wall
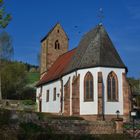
[77,67,125,115]
[39,80,61,113]
[100,67,125,115]
[77,68,99,115]
[36,67,125,115]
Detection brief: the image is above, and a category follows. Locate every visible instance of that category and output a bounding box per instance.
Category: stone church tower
[40,23,69,78]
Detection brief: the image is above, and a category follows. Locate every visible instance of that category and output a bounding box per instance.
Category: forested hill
[15,61,39,73]
[15,61,40,84]
[127,77,140,92]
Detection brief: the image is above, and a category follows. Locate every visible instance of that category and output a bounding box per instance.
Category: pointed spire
[98,8,104,25]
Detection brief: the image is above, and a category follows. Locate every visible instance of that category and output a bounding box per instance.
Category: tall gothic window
[84,72,94,101]
[55,40,60,50]
[107,72,118,101]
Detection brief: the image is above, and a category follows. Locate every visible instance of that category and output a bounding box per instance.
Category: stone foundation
[81,115,124,122]
[0,109,125,135]
[43,120,116,134]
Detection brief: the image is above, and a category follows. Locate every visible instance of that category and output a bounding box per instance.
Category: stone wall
[72,74,80,115]
[64,78,70,115]
[43,120,116,134]
[0,100,36,111]
[122,73,131,121]
[11,111,121,135]
[0,109,125,135]
[98,72,104,120]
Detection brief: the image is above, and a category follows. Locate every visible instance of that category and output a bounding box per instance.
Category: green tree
[0,0,12,28]
[0,0,12,100]
[127,77,140,91]
[0,32,13,99]
[1,62,27,99]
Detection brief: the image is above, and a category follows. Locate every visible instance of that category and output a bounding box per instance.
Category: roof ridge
[41,23,58,42]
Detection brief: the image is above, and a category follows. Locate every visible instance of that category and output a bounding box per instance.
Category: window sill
[84,99,94,102]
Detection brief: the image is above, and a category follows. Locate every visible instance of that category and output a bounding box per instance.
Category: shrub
[36,112,84,121]
[0,109,11,126]
[19,122,52,138]
[20,122,44,133]
[22,100,36,106]
[21,87,36,101]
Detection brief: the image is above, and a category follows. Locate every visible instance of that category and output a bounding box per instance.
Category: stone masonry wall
[47,24,68,70]
[43,120,116,134]
[64,78,70,116]
[0,110,125,135]
[97,72,104,120]
[72,74,80,115]
[40,24,68,76]
[122,73,131,121]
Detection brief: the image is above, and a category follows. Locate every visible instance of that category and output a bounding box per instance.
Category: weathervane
[98,8,104,25]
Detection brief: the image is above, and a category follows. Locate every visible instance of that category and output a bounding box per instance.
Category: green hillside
[27,72,40,84]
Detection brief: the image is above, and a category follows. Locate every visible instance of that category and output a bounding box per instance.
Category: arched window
[57,42,60,49]
[107,72,118,101]
[84,72,94,101]
[55,40,60,50]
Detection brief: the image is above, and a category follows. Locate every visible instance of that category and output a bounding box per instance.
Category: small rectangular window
[53,88,56,101]
[46,90,49,102]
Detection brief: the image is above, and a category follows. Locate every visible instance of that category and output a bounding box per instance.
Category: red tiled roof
[36,48,76,86]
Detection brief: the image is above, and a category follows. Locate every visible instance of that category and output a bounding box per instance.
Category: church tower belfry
[40,23,69,78]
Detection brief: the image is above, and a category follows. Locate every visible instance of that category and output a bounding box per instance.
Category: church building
[36,23,131,121]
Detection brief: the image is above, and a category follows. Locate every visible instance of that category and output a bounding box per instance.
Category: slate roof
[65,24,126,73]
[37,24,127,86]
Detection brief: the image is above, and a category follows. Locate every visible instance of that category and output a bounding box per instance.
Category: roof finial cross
[98,8,104,25]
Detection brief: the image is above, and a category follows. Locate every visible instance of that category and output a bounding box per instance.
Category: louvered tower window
[55,40,60,50]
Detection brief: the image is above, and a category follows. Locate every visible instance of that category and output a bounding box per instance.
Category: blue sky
[3,0,140,78]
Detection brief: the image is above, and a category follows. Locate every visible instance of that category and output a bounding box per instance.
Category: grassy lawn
[27,72,39,84]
